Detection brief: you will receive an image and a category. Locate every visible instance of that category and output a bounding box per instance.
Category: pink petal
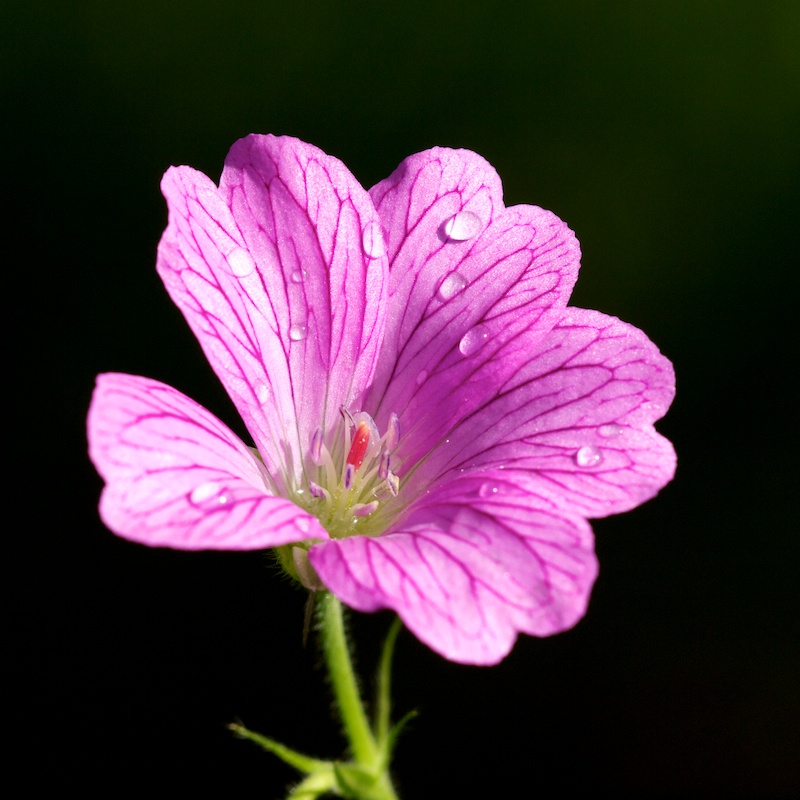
[156,135,387,488]
[310,472,597,665]
[365,147,580,462]
[87,373,325,550]
[410,308,676,518]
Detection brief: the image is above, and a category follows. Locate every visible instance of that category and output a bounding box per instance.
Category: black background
[8,1,798,795]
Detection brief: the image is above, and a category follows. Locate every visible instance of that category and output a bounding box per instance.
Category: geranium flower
[88,135,675,665]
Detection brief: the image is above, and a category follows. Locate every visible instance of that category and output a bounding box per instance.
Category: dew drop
[598,424,623,439]
[296,517,311,533]
[190,482,219,504]
[190,482,231,506]
[459,325,489,356]
[415,369,429,385]
[361,221,386,258]
[478,483,498,498]
[255,381,271,404]
[289,323,307,341]
[549,572,575,592]
[443,210,482,241]
[575,445,604,468]
[227,248,256,277]
[290,269,307,284]
[438,272,467,300]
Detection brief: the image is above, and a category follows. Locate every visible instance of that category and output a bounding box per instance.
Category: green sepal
[333,761,384,800]
[380,710,418,770]
[287,769,338,799]
[228,722,331,775]
[374,616,403,746]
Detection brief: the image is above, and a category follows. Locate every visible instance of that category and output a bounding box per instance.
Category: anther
[310,427,324,465]
[343,463,356,490]
[309,481,329,500]
[385,413,400,452]
[352,500,379,517]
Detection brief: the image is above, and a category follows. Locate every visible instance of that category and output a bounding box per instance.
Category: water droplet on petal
[289,323,307,341]
[478,483,498,498]
[549,572,575,592]
[575,446,604,468]
[296,517,311,533]
[415,369,428,385]
[459,325,489,356]
[443,210,482,241]
[255,381,271,404]
[438,272,467,300]
[291,269,307,284]
[228,248,256,277]
[361,221,386,258]
[190,482,231,506]
[598,424,623,438]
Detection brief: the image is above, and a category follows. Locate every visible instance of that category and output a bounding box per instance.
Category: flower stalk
[231,593,402,800]
[319,591,380,767]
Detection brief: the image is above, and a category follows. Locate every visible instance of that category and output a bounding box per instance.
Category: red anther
[346,420,371,470]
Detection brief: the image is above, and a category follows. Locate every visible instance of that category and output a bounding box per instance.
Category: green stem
[231,592,402,799]
[318,593,401,800]
[319,591,378,766]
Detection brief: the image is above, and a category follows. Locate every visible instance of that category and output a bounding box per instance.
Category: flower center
[294,408,402,540]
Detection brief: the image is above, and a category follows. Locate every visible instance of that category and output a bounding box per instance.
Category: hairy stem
[319,591,378,765]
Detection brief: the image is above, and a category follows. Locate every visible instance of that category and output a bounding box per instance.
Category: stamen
[309,481,329,500]
[310,427,324,465]
[352,500,379,517]
[300,408,403,538]
[384,413,400,452]
[343,463,356,490]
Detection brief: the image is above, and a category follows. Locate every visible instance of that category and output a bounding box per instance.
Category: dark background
[8,1,798,795]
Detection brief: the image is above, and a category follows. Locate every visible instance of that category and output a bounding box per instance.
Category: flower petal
[156,135,387,489]
[410,308,676,518]
[366,147,580,461]
[87,373,326,549]
[310,472,597,664]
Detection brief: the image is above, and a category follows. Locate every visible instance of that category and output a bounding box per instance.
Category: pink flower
[88,135,675,665]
